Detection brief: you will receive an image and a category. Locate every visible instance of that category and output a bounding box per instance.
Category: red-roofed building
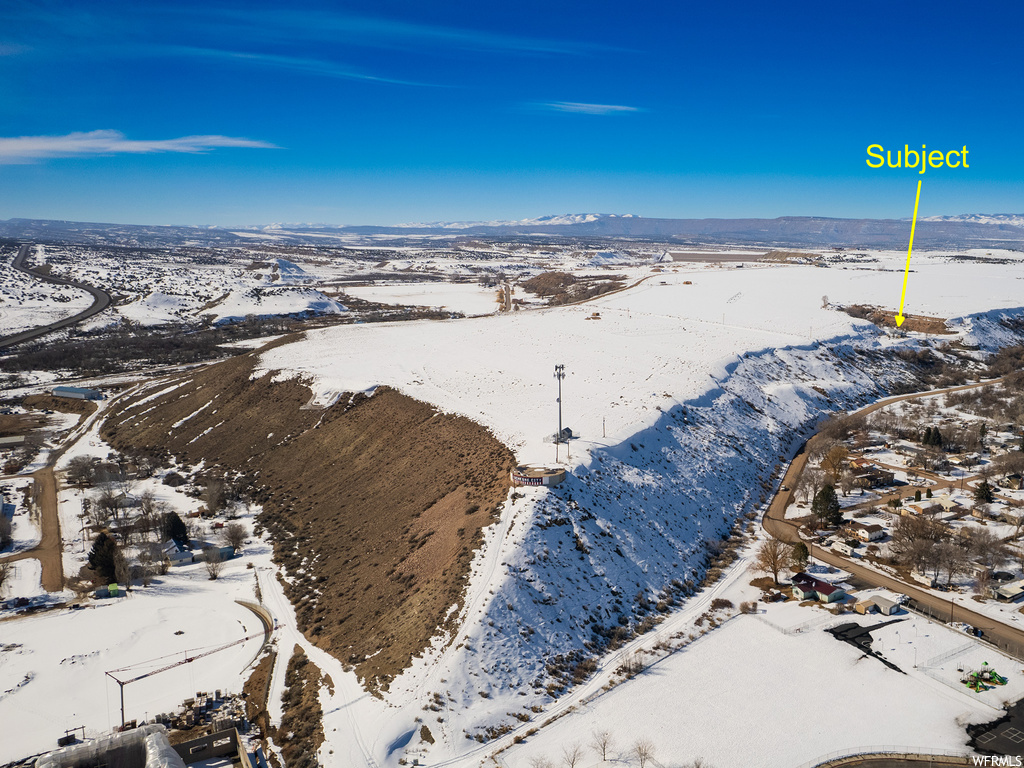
[791,572,846,603]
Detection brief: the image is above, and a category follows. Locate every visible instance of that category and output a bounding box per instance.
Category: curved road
[764,373,1024,657]
[0,243,113,349]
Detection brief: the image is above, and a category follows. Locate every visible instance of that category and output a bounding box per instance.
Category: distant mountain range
[2,213,1023,249]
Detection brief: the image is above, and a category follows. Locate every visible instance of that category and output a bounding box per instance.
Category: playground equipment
[961,661,1009,692]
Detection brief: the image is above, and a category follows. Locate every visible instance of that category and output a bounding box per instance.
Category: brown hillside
[841,304,954,335]
[102,351,515,688]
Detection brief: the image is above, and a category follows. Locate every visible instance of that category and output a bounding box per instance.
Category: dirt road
[1,468,65,592]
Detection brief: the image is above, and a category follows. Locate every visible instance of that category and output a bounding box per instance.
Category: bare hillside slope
[102,351,515,687]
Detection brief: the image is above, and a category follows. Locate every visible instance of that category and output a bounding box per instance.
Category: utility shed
[52,385,103,400]
[995,580,1024,602]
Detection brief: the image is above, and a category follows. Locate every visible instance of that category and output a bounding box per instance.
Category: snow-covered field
[500,607,1002,768]
[0,575,264,759]
[344,282,500,315]
[246,250,1024,765]
[4,246,1024,767]
[0,247,92,336]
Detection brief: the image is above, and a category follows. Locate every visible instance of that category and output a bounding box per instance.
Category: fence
[906,598,1024,662]
[795,745,975,768]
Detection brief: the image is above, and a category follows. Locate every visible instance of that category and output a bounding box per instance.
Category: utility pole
[554,364,565,463]
[105,671,127,730]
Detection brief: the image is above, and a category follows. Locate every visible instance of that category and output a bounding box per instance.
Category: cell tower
[554,364,565,462]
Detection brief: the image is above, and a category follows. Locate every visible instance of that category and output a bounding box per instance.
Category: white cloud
[0,130,279,163]
[541,102,641,115]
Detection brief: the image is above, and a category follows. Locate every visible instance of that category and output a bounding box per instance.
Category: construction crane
[105,631,264,729]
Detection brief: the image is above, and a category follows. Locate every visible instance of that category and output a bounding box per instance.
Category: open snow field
[258,254,1024,465]
[0,579,264,762]
[344,282,501,315]
[500,608,1000,768]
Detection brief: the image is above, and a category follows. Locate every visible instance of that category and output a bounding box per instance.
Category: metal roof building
[52,385,104,400]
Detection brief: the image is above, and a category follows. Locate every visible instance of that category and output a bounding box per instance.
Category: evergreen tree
[926,487,933,499]
[812,484,843,528]
[923,426,933,445]
[974,479,995,505]
[88,532,119,584]
[931,427,944,447]
[162,511,189,546]
[790,542,810,571]
[914,489,922,502]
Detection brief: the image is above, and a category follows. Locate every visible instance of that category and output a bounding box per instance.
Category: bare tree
[222,522,246,551]
[96,486,120,523]
[113,548,131,588]
[975,568,992,597]
[965,527,1011,570]
[203,547,223,580]
[798,467,826,505]
[754,538,793,584]
[591,731,613,762]
[821,445,849,481]
[0,515,12,550]
[935,541,969,587]
[634,738,655,768]
[529,758,553,768]
[839,470,855,497]
[204,479,226,514]
[0,560,12,597]
[66,455,98,489]
[561,743,583,768]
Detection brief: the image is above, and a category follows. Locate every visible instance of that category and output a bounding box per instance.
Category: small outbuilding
[511,465,566,487]
[995,580,1024,602]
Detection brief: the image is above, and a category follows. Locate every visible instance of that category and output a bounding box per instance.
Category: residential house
[162,540,194,566]
[791,572,846,603]
[851,522,885,542]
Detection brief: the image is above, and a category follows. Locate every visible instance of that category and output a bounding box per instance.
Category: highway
[0,243,113,350]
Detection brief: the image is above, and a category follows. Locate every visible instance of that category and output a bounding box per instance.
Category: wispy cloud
[540,102,642,115]
[204,9,615,57]
[166,46,429,86]
[0,130,279,163]
[0,42,28,56]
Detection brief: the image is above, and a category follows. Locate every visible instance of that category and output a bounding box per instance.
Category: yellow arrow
[895,180,923,327]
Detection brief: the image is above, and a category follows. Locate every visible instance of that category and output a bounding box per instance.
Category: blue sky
[0,1,1021,226]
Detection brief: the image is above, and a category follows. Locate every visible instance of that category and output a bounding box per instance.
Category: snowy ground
[0,572,265,761]
[1,477,39,557]
[0,247,92,336]
[4,248,1024,766]
[344,282,500,315]
[498,606,995,768]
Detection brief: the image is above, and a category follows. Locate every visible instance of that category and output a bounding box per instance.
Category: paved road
[0,243,113,349]
[764,374,1024,657]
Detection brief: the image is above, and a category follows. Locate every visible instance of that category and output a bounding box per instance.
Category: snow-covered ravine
[252,260,1024,766]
